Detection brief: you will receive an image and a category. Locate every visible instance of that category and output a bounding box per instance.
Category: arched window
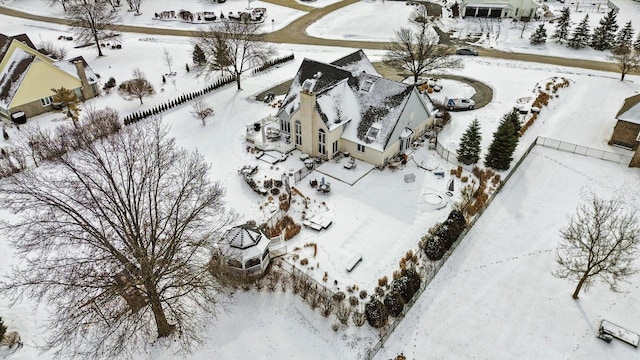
[318,129,326,155]
[295,120,302,146]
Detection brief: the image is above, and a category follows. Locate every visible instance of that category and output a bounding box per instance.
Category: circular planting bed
[423,190,447,210]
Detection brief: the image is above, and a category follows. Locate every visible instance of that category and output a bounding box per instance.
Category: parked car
[445,97,475,111]
[456,48,478,56]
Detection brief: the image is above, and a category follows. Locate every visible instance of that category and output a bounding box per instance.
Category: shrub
[384,291,405,317]
[365,298,388,328]
[300,258,308,266]
[359,290,368,300]
[0,317,6,341]
[349,295,359,307]
[392,277,415,303]
[336,304,351,325]
[424,233,446,260]
[333,291,346,302]
[352,311,366,327]
[403,268,422,295]
[378,276,388,287]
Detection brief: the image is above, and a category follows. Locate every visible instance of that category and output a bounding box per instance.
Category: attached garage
[461,0,539,20]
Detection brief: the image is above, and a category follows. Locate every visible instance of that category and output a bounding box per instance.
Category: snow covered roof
[219,222,270,263]
[616,93,640,125]
[0,33,36,63]
[277,50,429,151]
[0,48,35,109]
[55,56,99,85]
[224,223,264,250]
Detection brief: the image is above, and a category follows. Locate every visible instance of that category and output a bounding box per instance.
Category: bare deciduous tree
[66,0,120,57]
[118,68,155,105]
[38,40,68,60]
[48,0,68,11]
[554,193,640,299]
[162,47,174,74]
[0,119,235,358]
[611,48,640,81]
[196,19,274,90]
[384,27,462,84]
[191,99,215,126]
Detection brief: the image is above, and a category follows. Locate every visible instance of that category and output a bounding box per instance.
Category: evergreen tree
[51,86,81,127]
[635,31,640,51]
[484,117,519,171]
[192,44,206,66]
[505,109,521,135]
[568,15,591,49]
[614,21,635,51]
[530,24,548,45]
[456,118,482,165]
[552,7,571,43]
[590,9,619,50]
[0,317,6,341]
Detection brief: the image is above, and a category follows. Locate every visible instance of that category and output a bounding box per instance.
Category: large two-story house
[276,50,436,167]
[0,33,99,121]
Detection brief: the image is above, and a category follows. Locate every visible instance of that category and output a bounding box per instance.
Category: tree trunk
[413,73,419,85]
[235,72,241,90]
[94,31,103,57]
[572,271,589,299]
[145,279,174,338]
[139,96,144,105]
[621,72,625,81]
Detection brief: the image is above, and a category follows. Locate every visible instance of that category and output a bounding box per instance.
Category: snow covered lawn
[377,146,640,359]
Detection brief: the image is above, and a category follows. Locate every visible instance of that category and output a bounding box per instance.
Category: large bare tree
[554,194,640,300]
[0,119,234,358]
[195,19,273,90]
[66,0,120,57]
[384,26,462,84]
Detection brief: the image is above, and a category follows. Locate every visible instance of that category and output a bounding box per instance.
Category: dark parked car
[456,48,478,56]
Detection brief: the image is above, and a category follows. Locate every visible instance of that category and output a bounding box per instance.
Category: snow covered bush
[352,311,366,327]
[384,291,405,317]
[392,277,414,303]
[336,304,351,325]
[365,298,388,328]
[0,317,6,341]
[403,268,422,295]
[424,232,446,260]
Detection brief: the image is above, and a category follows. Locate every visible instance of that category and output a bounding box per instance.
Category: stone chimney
[299,88,316,123]
[73,59,94,100]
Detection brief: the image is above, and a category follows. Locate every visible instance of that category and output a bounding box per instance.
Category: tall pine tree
[530,24,548,45]
[635,32,640,51]
[552,7,571,43]
[614,21,635,51]
[505,109,521,135]
[590,9,618,50]
[568,15,591,49]
[192,44,206,66]
[456,118,482,165]
[484,117,518,171]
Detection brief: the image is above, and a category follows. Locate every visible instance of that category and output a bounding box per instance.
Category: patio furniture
[343,157,356,170]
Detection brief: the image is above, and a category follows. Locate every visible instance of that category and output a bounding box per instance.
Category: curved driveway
[0,1,628,74]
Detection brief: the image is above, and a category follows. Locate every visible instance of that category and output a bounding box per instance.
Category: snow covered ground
[1,0,640,359]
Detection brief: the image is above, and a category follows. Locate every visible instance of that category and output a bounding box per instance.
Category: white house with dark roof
[276,50,435,167]
[461,0,540,19]
[0,33,99,121]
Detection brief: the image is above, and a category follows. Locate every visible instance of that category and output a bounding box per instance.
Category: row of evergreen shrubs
[423,210,467,261]
[123,75,236,126]
[365,268,422,328]
[252,53,295,75]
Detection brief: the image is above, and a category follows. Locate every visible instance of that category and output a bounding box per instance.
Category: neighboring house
[609,94,640,167]
[461,0,540,19]
[276,50,435,168]
[0,33,99,121]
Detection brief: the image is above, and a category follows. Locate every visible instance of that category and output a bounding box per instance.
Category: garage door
[476,8,489,17]
[490,8,502,17]
[464,7,476,17]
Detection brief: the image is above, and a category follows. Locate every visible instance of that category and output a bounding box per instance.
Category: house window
[281,118,291,134]
[295,121,302,146]
[40,96,53,107]
[332,140,338,156]
[357,144,365,153]
[400,136,411,151]
[227,259,242,268]
[318,129,326,155]
[360,80,374,92]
